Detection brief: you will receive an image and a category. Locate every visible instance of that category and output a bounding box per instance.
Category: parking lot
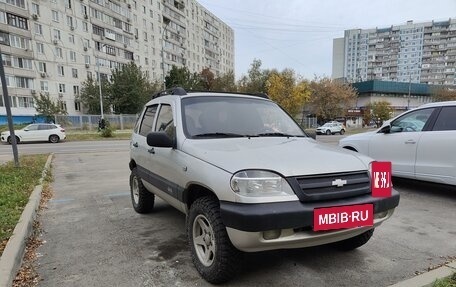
[32,143,456,287]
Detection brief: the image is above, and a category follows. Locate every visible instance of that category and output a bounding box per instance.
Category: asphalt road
[22,137,456,287]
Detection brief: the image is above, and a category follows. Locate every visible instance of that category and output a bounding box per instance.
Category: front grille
[287,171,371,202]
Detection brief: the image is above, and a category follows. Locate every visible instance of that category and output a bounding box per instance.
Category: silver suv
[129,88,399,283]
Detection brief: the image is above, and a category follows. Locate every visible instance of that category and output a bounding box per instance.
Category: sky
[198,0,456,80]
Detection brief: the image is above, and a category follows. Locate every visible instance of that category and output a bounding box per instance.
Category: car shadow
[392,177,456,199]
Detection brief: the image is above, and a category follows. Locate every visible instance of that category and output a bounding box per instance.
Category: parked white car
[0,123,66,144]
[316,121,346,135]
[339,101,456,186]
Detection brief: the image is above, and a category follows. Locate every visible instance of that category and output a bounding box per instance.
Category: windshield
[182,96,306,138]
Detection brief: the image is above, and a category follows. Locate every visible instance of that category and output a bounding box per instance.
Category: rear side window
[139,105,158,137]
[432,106,456,131]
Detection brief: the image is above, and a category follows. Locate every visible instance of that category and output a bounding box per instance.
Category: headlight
[368,161,373,179]
[230,170,295,197]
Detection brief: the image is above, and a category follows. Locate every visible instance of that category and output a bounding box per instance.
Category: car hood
[182,137,371,176]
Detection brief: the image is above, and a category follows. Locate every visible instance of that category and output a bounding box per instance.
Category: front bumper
[220,189,399,252]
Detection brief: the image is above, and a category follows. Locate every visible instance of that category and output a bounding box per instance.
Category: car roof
[419,101,456,108]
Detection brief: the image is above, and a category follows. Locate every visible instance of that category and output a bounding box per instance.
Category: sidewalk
[389,261,456,287]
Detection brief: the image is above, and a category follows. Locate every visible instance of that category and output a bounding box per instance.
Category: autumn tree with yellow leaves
[266,69,311,116]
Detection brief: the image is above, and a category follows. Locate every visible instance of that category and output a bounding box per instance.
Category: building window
[74,100,81,111]
[18,96,34,108]
[84,55,90,64]
[40,81,48,91]
[55,47,63,58]
[34,23,42,35]
[69,34,75,43]
[38,62,47,72]
[57,65,64,76]
[70,51,76,61]
[52,10,59,22]
[7,13,28,30]
[53,29,61,40]
[73,85,80,96]
[72,68,78,78]
[58,83,66,93]
[83,21,88,32]
[36,42,44,54]
[31,3,40,15]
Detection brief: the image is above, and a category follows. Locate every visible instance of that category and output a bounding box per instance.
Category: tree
[212,71,237,92]
[109,62,156,114]
[368,100,393,127]
[199,68,215,90]
[308,77,357,123]
[266,69,311,116]
[79,77,110,115]
[165,65,202,90]
[237,59,271,93]
[431,87,456,102]
[33,92,67,122]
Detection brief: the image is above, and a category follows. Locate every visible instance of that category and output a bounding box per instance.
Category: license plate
[313,204,373,231]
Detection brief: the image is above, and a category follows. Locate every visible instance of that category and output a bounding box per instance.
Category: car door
[415,106,456,185]
[131,104,158,172]
[22,124,40,142]
[138,102,185,211]
[38,124,52,141]
[368,108,436,178]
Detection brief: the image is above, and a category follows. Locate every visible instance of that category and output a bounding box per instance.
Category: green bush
[100,126,113,137]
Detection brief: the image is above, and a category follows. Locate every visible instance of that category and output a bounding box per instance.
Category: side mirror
[147,132,174,148]
[379,125,391,134]
[305,130,317,140]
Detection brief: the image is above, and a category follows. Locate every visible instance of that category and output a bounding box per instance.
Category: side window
[139,105,158,137]
[432,106,456,131]
[38,125,52,130]
[391,108,434,133]
[155,105,175,140]
[26,125,39,131]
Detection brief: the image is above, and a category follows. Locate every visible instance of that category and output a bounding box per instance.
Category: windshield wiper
[256,132,304,138]
[193,132,247,138]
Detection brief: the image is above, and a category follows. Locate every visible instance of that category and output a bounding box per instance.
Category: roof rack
[186,90,269,99]
[152,87,187,99]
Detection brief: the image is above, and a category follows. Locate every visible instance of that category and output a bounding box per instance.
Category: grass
[66,130,132,141]
[433,273,456,287]
[0,154,49,256]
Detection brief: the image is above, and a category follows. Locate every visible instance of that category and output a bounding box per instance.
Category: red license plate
[313,204,373,231]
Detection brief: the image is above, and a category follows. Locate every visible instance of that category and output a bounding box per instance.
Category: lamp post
[97,58,104,119]
[161,18,171,90]
[407,71,411,110]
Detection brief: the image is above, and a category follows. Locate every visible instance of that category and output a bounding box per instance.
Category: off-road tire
[129,168,155,213]
[187,196,241,284]
[340,129,345,135]
[325,130,331,135]
[333,228,374,251]
[49,134,60,143]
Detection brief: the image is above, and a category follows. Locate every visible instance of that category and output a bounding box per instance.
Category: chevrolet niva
[129,87,400,283]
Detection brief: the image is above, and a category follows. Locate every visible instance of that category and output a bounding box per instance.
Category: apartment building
[332,18,456,86]
[0,0,235,116]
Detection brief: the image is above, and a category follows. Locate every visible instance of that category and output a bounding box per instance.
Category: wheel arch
[129,159,137,171]
[184,184,218,210]
[342,145,358,152]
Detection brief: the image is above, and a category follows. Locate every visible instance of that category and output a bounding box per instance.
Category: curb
[389,260,456,287]
[0,154,53,287]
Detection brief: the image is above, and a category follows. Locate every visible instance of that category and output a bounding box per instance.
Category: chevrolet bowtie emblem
[332,178,347,187]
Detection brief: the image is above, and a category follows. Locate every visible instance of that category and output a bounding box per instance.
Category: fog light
[374,211,388,219]
[263,229,281,240]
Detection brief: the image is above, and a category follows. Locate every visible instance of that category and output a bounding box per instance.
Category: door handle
[132,142,138,147]
[404,140,416,144]
[148,148,155,154]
